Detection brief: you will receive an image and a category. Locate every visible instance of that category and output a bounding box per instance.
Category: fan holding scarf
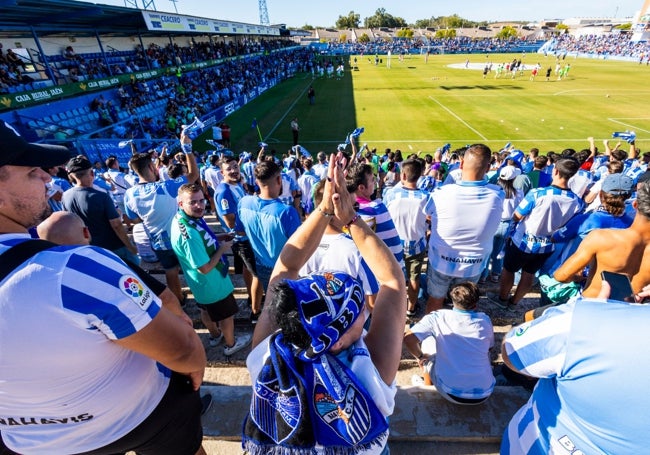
[243,152,407,454]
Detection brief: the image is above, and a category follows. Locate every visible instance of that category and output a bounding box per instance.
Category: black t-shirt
[62,187,123,251]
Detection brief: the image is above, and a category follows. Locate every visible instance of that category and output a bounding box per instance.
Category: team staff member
[0,121,208,454]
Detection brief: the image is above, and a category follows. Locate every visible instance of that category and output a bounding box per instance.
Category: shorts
[196,293,239,322]
[231,240,257,275]
[255,263,274,292]
[404,251,426,282]
[426,267,481,300]
[152,248,179,270]
[73,372,202,455]
[503,241,552,275]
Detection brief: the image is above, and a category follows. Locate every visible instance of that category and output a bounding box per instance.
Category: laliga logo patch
[119,275,153,310]
[122,276,143,297]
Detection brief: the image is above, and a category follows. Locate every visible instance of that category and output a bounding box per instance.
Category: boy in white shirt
[404,282,495,404]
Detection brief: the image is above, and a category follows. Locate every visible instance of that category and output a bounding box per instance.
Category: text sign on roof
[141,11,279,36]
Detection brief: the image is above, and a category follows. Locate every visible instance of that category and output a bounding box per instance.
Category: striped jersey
[512,186,583,254]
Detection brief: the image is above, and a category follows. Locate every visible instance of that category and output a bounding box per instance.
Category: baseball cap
[602,173,634,195]
[0,121,72,168]
[66,155,92,173]
[499,165,521,181]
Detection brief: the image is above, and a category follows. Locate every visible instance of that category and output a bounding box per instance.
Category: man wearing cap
[123,130,199,303]
[62,154,139,265]
[554,180,650,298]
[550,173,634,266]
[243,152,406,453]
[0,121,208,454]
[490,158,582,311]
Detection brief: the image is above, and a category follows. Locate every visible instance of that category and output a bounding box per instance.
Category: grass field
[218,53,650,157]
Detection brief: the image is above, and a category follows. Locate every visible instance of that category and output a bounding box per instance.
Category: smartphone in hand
[601,271,634,302]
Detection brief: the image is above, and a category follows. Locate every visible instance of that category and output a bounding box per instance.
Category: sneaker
[208,332,223,347]
[200,393,213,416]
[487,292,511,310]
[224,334,252,356]
[411,375,425,386]
[249,311,261,325]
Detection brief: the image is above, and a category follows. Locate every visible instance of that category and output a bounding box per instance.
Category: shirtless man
[554,183,650,296]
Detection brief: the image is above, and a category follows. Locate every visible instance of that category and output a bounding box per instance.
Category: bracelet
[344,214,359,231]
[317,206,334,217]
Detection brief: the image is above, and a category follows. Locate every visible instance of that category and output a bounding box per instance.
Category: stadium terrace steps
[197,379,528,444]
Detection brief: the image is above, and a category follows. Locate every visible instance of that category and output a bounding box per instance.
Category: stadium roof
[1,0,187,38]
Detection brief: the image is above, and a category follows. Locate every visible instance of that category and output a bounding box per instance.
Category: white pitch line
[554,89,650,96]
[265,82,312,140]
[607,118,650,134]
[297,138,622,145]
[428,96,488,141]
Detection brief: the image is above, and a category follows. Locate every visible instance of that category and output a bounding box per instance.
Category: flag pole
[253,118,263,142]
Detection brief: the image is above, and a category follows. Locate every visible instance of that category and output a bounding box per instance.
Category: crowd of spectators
[322,36,543,56]
[85,46,316,143]
[547,32,650,61]
[0,43,34,93]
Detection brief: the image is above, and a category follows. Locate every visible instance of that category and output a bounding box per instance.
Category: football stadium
[2,1,650,454]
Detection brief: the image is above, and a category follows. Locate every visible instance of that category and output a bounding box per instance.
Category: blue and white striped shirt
[512,186,583,254]
[384,186,433,256]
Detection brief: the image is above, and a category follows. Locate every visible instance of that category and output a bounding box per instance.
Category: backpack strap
[0,239,57,283]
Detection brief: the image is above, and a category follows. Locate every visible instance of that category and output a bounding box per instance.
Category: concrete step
[198,383,528,443]
[199,364,530,445]
[199,439,501,455]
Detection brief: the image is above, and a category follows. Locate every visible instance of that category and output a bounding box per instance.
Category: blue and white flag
[205,139,225,151]
[183,117,205,140]
[292,145,311,158]
[345,127,364,144]
[118,140,133,148]
[612,131,636,143]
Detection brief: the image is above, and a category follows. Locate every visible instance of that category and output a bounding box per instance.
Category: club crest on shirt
[119,275,153,310]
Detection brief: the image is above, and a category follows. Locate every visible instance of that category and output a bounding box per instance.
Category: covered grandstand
[0,0,299,163]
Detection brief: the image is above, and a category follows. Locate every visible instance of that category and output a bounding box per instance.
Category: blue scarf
[243,272,388,454]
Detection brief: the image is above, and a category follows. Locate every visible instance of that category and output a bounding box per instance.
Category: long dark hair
[497,176,517,199]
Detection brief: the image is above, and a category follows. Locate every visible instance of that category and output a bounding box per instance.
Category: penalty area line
[607,118,650,134]
[428,96,488,141]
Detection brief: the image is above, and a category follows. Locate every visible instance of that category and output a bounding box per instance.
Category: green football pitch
[218,52,649,157]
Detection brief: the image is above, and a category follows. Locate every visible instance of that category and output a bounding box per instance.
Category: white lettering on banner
[31,91,51,100]
[224,102,235,116]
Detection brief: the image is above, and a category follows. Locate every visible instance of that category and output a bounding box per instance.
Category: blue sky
[77,0,644,27]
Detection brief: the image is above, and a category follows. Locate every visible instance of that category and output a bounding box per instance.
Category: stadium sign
[0,60,226,111]
[141,11,280,36]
